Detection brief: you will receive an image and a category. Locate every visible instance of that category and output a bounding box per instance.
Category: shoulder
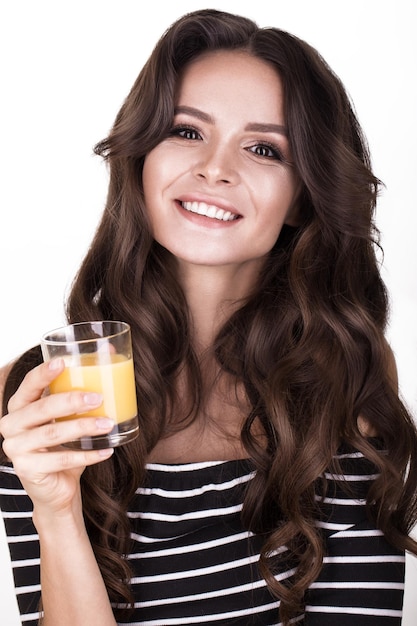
[382,338,399,391]
[0,361,14,414]
[357,338,398,437]
[0,361,13,387]
[316,441,383,532]
[0,345,43,416]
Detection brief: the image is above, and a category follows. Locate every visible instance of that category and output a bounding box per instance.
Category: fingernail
[83,392,102,406]
[49,358,63,371]
[95,418,114,430]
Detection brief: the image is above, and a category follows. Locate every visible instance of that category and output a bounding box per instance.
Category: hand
[0,359,114,519]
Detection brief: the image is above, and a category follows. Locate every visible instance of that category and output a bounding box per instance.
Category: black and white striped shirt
[0,444,405,625]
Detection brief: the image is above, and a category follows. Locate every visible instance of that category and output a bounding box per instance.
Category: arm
[0,360,117,626]
[36,499,117,626]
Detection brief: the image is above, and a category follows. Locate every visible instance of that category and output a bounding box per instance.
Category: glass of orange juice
[40,321,139,450]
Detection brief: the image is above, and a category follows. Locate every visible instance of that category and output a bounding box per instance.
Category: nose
[192,142,239,186]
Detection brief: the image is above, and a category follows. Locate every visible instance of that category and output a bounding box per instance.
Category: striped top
[0,444,406,625]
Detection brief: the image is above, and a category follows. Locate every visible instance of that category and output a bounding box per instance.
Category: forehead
[175,50,284,120]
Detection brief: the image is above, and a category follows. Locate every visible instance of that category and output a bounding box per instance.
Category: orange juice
[50,353,137,424]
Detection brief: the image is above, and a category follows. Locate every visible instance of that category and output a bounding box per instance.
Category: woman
[1,8,416,626]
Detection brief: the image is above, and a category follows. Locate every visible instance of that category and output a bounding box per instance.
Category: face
[142,50,300,274]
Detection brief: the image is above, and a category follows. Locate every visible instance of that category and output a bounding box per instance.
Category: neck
[177,261,263,351]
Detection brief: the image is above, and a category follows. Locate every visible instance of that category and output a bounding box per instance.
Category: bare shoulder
[0,361,14,391]
[0,361,15,412]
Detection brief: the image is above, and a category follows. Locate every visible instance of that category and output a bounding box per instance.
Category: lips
[180,201,240,222]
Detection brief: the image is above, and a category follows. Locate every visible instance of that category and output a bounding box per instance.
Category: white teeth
[181,201,238,221]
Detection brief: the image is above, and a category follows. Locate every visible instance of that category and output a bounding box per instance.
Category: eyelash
[246,142,284,161]
[169,125,202,140]
[169,125,285,162]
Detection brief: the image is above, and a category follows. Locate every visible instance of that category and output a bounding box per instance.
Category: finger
[3,417,114,469]
[0,390,103,437]
[4,416,115,457]
[7,359,65,413]
[12,446,114,483]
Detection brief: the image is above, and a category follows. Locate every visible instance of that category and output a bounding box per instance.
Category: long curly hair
[3,9,417,624]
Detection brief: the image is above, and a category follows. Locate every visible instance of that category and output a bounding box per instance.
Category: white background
[0,1,416,624]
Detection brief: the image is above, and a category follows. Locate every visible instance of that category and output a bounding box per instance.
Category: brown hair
[3,9,417,624]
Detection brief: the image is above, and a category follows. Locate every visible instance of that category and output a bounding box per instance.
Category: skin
[143,50,300,351]
[0,50,385,623]
[143,51,301,461]
[0,359,116,625]
[143,51,300,269]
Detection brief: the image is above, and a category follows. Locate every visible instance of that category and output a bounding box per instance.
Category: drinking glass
[41,321,139,449]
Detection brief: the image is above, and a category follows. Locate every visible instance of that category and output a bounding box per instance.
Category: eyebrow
[245,122,287,136]
[174,106,213,123]
[174,106,288,136]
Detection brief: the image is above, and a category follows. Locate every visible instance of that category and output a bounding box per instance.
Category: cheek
[260,172,299,219]
[143,146,188,204]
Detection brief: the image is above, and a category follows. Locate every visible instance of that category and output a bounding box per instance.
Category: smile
[180,201,240,222]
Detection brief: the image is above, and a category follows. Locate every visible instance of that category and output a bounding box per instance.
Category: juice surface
[49,353,137,424]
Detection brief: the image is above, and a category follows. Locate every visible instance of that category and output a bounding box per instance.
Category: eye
[170,125,202,141]
[247,142,283,161]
